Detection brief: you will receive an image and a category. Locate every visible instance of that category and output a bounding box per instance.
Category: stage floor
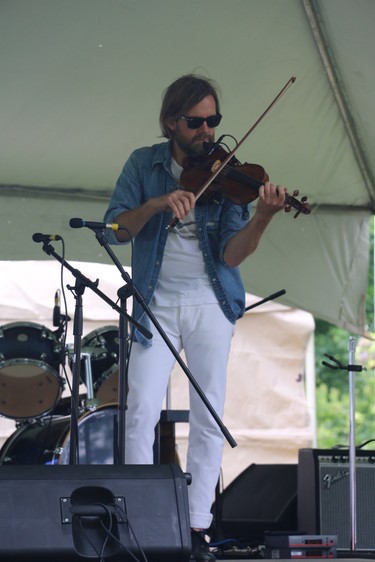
[210,546,375,561]
[214,557,375,561]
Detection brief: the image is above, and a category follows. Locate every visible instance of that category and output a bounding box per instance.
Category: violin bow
[167,76,297,229]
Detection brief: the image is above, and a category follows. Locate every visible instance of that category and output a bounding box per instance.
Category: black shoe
[190,530,216,561]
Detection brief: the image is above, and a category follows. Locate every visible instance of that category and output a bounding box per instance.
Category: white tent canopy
[0,0,374,334]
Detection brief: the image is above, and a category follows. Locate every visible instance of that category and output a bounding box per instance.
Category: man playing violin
[104,74,286,561]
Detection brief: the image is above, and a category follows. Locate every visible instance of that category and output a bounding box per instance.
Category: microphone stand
[115,281,133,464]
[348,337,358,552]
[91,229,237,464]
[35,239,151,465]
[323,341,365,554]
[244,289,286,312]
[68,276,84,464]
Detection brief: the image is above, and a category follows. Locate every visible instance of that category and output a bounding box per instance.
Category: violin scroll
[284,190,311,218]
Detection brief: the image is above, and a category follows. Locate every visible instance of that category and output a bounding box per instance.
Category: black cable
[108,503,148,562]
[72,503,115,561]
[96,503,112,561]
[98,523,148,562]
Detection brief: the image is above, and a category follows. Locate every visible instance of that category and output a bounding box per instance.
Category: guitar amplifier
[297,448,375,551]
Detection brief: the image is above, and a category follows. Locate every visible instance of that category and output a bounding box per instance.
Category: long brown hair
[159,74,221,139]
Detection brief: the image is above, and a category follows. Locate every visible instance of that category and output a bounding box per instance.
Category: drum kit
[0,321,120,465]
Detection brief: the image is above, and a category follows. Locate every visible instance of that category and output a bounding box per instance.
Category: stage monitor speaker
[0,463,191,561]
[298,448,375,551]
[211,463,298,543]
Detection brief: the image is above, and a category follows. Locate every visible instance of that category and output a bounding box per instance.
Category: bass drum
[0,322,64,420]
[60,404,118,464]
[0,416,70,465]
[0,405,119,465]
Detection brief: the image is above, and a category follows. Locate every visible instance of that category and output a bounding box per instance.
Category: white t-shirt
[152,159,218,307]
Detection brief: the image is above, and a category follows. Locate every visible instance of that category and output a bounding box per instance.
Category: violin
[167,77,311,230]
[180,144,311,218]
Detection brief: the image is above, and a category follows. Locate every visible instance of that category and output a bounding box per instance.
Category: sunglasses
[178,113,222,129]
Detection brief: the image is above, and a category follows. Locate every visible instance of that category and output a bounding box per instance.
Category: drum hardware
[81,326,119,387]
[67,328,120,408]
[15,416,46,428]
[51,445,65,458]
[50,394,87,418]
[81,352,101,411]
[68,327,119,400]
[81,346,107,356]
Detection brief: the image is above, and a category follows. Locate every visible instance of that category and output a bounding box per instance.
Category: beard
[173,129,215,158]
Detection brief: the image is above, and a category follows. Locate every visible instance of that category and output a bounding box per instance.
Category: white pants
[125,303,234,529]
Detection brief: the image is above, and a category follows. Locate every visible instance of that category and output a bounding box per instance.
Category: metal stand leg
[82,353,99,411]
[348,336,358,551]
[323,337,366,553]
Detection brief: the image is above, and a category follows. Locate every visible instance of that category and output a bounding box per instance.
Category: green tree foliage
[314,219,375,449]
[316,370,375,449]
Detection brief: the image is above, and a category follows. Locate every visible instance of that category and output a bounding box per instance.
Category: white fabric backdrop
[0,261,315,485]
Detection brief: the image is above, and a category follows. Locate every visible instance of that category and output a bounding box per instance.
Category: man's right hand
[156,189,196,220]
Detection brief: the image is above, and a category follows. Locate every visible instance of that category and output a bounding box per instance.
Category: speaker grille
[298,448,375,551]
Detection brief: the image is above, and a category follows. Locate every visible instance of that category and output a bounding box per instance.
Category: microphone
[69,218,126,231]
[32,233,62,243]
[203,135,226,155]
[53,289,61,326]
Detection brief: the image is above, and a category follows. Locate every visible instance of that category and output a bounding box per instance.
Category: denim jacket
[104,141,251,346]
